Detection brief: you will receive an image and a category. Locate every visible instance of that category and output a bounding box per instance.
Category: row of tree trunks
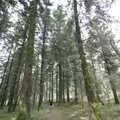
[7,47,25,112]
[100,34,120,104]
[44,63,71,104]
[0,46,16,108]
[7,22,28,111]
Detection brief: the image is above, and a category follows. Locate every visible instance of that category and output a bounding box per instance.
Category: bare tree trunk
[56,69,59,102]
[38,23,47,110]
[32,64,38,110]
[62,71,65,103]
[110,80,119,104]
[66,72,70,102]
[23,0,37,114]
[73,0,102,119]
[49,74,51,102]
[90,53,104,105]
[73,68,78,103]
[0,48,12,90]
[51,66,54,102]
[0,46,16,108]
[8,39,26,112]
[38,5,50,109]
[58,63,63,103]
[101,37,119,104]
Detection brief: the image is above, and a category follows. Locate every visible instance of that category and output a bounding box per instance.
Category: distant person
[48,101,54,112]
[49,101,53,106]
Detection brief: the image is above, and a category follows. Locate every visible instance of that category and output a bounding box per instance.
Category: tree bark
[72,66,78,103]
[51,66,54,102]
[73,0,102,119]
[62,71,65,103]
[66,71,70,103]
[58,63,63,103]
[101,35,119,104]
[0,47,16,108]
[23,0,37,114]
[38,21,47,111]
[56,69,59,102]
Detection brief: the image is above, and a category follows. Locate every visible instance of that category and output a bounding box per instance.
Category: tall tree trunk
[0,46,16,108]
[38,21,47,111]
[51,66,54,102]
[8,39,26,112]
[23,0,37,114]
[49,74,51,102]
[10,22,28,112]
[110,80,119,104]
[32,64,38,110]
[58,63,63,103]
[62,71,65,103]
[101,36,119,104]
[66,72,70,102]
[56,69,59,102]
[0,58,14,107]
[73,0,102,119]
[38,5,51,110]
[103,57,119,104]
[0,49,12,89]
[73,68,78,103]
[90,53,104,105]
[45,81,48,102]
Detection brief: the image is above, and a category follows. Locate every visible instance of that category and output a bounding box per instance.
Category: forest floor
[1,103,120,120]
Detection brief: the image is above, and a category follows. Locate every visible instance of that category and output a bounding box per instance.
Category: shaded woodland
[0,0,120,120]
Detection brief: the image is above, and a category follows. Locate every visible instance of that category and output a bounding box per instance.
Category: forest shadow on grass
[55,103,90,120]
[31,109,48,120]
[55,103,120,120]
[0,108,47,120]
[101,103,120,120]
[0,109,15,120]
[1,103,120,120]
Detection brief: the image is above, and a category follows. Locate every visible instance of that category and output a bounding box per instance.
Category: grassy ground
[0,109,15,120]
[1,103,120,120]
[56,103,120,120]
[0,108,48,120]
[101,103,120,120]
[56,103,90,120]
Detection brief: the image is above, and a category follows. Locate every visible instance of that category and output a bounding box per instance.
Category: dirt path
[47,107,66,120]
[48,111,65,120]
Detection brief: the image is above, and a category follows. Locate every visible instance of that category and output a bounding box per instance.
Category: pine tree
[73,0,102,119]
[23,0,37,114]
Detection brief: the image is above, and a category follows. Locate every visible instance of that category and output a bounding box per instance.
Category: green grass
[0,108,47,120]
[1,103,120,120]
[54,103,120,120]
[101,103,120,120]
[31,110,48,120]
[55,103,89,120]
[0,109,15,120]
